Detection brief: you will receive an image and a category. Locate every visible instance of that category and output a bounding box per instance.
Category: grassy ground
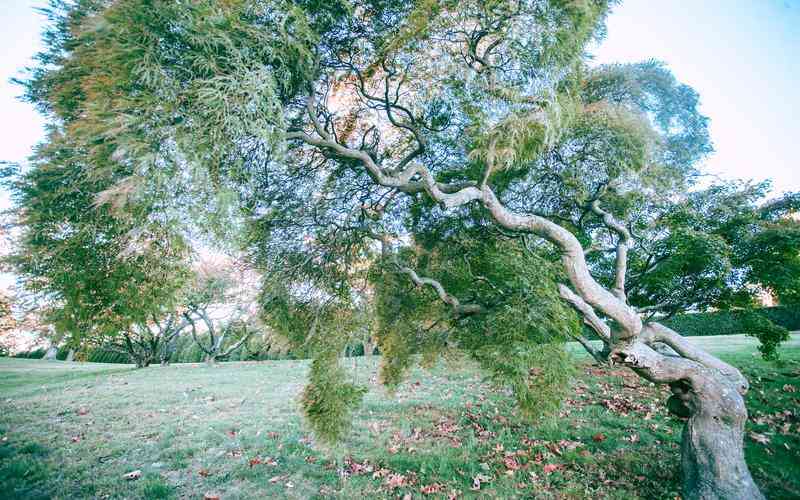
[1,334,798,499]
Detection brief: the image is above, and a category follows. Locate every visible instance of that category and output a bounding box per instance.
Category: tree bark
[43,346,58,360]
[205,353,216,365]
[677,374,763,499]
[611,340,763,500]
[65,349,75,362]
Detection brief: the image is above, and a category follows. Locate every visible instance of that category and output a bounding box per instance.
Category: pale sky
[591,0,799,195]
[0,0,798,213]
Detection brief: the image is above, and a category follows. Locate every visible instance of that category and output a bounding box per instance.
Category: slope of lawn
[1,334,798,499]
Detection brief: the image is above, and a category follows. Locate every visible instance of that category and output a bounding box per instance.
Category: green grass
[1,334,798,499]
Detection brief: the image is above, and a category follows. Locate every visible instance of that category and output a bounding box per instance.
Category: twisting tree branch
[590,199,633,302]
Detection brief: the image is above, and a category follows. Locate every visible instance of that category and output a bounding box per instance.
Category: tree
[16,1,799,497]
[93,311,191,368]
[182,257,259,364]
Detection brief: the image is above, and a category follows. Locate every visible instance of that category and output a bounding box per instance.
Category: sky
[590,0,800,195]
[0,0,798,203]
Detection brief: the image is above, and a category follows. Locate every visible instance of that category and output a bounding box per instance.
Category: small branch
[558,284,611,343]
[590,200,633,302]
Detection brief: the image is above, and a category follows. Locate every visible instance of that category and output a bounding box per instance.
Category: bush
[13,349,46,359]
[86,349,130,364]
[662,306,800,337]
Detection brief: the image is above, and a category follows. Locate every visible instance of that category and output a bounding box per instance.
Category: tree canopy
[6,1,800,497]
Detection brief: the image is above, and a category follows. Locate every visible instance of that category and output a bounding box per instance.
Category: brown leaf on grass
[76,407,89,416]
[420,483,444,494]
[269,474,288,484]
[783,384,797,393]
[372,468,391,479]
[504,456,521,471]
[344,457,373,475]
[122,470,142,481]
[592,433,606,442]
[558,440,582,451]
[542,463,563,474]
[749,432,770,445]
[70,436,81,443]
[248,457,262,467]
[198,468,211,477]
[385,473,407,490]
[226,430,237,438]
[203,493,220,500]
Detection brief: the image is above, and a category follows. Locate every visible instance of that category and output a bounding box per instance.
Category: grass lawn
[1,334,799,499]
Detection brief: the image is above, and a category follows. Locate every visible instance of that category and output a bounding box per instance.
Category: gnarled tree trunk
[612,338,763,500]
[678,373,762,499]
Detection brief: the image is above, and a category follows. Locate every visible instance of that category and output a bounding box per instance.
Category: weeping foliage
[300,345,368,444]
[371,236,581,419]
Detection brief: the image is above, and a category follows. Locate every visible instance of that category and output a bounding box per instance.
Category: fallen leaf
[470,473,492,491]
[783,384,797,393]
[421,483,443,494]
[543,463,563,474]
[504,455,520,469]
[203,493,220,500]
[592,433,606,442]
[269,474,288,484]
[122,470,142,481]
[386,473,406,490]
[749,432,770,445]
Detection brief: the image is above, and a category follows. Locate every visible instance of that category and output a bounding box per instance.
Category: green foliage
[660,306,800,337]
[12,349,46,360]
[740,311,790,361]
[371,236,580,419]
[300,347,367,444]
[618,182,800,324]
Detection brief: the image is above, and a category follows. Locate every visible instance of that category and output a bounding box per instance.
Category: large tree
[14,1,800,497]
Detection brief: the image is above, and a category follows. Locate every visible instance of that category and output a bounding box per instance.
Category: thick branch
[642,322,748,394]
[219,328,254,358]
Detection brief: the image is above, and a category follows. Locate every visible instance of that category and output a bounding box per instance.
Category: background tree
[182,257,260,364]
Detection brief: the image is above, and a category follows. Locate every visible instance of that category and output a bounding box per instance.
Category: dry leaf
[123,470,142,481]
[749,432,770,445]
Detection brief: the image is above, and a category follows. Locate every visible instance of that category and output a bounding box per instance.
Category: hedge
[662,306,800,337]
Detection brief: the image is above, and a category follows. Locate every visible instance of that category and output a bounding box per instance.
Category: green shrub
[86,349,130,364]
[12,349,46,359]
[662,306,800,337]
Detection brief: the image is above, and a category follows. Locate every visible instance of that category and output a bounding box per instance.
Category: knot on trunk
[667,380,694,418]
